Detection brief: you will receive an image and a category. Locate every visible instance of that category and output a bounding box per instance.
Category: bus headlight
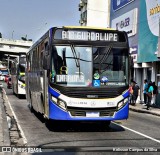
[57,99,67,110]
[51,96,67,111]
[118,98,128,110]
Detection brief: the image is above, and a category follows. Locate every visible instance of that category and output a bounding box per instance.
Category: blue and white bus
[26,26,130,126]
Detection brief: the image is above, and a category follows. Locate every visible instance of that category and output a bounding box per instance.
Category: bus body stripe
[49,100,129,120]
[48,86,60,98]
[122,90,130,98]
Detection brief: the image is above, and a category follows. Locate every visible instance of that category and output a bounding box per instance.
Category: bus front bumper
[49,100,129,121]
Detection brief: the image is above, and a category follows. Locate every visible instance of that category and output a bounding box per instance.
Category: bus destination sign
[61,31,118,41]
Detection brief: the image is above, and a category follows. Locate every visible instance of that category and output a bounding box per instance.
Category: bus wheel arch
[29,90,34,113]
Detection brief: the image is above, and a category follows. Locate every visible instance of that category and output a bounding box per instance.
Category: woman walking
[146,81,154,110]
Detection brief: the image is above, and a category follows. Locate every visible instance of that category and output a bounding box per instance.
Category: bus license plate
[86,112,99,117]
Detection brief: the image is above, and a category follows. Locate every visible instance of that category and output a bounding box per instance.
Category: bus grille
[51,84,128,99]
[67,107,117,117]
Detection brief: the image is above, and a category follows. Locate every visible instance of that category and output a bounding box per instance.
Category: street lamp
[7,55,10,70]
[12,30,14,39]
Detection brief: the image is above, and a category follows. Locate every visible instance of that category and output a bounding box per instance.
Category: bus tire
[45,119,53,130]
[17,94,21,99]
[45,119,59,131]
[30,103,34,113]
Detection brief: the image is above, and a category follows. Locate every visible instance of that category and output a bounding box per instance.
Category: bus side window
[43,42,50,70]
[52,46,63,74]
[45,42,49,55]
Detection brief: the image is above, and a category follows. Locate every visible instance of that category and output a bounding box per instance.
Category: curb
[2,88,27,146]
[129,106,160,117]
[0,90,10,146]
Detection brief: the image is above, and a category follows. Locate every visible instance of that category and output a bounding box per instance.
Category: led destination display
[53,28,128,42]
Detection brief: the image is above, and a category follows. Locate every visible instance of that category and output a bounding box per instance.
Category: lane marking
[3,88,27,145]
[113,122,160,144]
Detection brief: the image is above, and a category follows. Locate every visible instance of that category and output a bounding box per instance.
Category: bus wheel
[45,119,52,130]
[17,94,21,99]
[29,103,34,113]
[45,119,59,131]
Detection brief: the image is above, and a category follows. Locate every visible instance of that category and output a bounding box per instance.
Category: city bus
[11,54,26,98]
[26,26,130,126]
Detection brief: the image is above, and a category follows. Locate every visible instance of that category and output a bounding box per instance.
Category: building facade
[78,0,110,27]
[110,0,160,106]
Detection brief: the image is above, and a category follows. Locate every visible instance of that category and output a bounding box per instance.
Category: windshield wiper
[100,46,112,64]
[70,44,81,75]
[70,45,80,67]
[99,46,113,74]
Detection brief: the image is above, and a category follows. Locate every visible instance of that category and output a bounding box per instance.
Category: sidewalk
[129,102,160,117]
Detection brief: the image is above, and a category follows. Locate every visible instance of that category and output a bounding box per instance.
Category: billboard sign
[138,0,160,63]
[112,0,135,11]
[111,8,138,37]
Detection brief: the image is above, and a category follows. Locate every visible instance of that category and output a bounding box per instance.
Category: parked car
[4,75,10,83]
[0,73,4,81]
[7,77,12,89]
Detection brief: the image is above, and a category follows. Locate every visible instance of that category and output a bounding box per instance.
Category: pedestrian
[129,84,133,104]
[132,81,140,105]
[143,79,148,105]
[152,82,158,105]
[146,81,154,110]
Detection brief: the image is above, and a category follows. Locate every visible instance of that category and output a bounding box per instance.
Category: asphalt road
[2,81,160,154]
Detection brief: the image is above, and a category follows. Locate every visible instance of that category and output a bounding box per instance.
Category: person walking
[143,79,148,105]
[152,82,158,105]
[146,81,154,110]
[132,81,140,105]
[129,84,133,104]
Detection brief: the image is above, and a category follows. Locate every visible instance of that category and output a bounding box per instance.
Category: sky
[0,0,80,41]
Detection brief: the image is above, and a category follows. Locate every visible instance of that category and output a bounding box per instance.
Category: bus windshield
[51,45,92,86]
[93,47,128,86]
[51,45,128,87]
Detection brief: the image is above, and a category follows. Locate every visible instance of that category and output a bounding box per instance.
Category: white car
[0,74,5,81]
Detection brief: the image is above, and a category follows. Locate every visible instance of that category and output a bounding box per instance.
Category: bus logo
[101,76,108,83]
[93,80,100,87]
[91,101,96,107]
[93,73,100,79]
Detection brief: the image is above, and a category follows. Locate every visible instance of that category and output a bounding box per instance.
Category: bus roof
[27,26,126,53]
[63,26,116,31]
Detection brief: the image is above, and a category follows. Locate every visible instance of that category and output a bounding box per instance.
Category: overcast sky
[0,0,80,41]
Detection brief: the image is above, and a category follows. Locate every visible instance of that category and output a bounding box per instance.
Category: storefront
[110,0,160,105]
[138,0,160,106]
[156,63,160,106]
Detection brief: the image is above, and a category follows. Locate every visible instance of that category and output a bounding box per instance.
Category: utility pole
[157,18,160,58]
[7,55,10,71]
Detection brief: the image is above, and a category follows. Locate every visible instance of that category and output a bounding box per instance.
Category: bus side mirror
[43,50,50,70]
